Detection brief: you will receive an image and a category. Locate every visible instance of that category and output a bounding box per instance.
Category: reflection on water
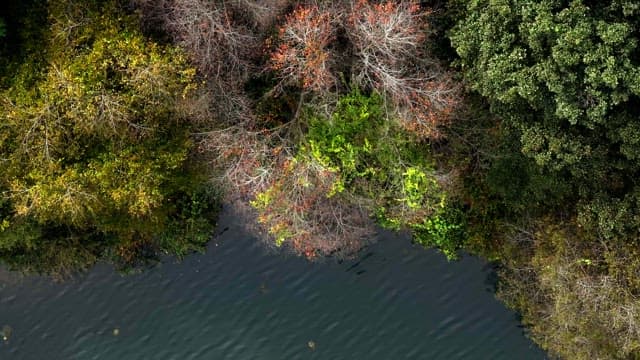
[0,207,547,359]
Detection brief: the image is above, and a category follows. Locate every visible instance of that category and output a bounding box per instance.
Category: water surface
[0,207,547,359]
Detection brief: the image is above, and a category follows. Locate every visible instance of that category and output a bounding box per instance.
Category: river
[0,206,547,359]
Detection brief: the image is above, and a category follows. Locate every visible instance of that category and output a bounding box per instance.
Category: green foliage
[302,89,463,257]
[0,0,217,274]
[450,0,640,238]
[413,205,466,260]
[450,3,640,357]
[306,90,385,178]
[441,94,571,261]
[156,184,221,257]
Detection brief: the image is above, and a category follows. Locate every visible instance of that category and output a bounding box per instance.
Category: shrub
[251,89,460,258]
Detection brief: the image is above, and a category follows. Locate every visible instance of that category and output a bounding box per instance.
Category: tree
[450,0,640,237]
[269,4,338,92]
[0,0,218,274]
[497,221,640,359]
[161,0,258,79]
[450,1,640,357]
[250,90,462,258]
[347,0,459,138]
[128,1,463,259]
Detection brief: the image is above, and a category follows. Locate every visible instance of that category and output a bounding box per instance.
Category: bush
[251,89,461,258]
[498,222,640,359]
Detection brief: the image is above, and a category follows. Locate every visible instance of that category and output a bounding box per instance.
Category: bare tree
[130,0,460,258]
[165,0,258,78]
[347,0,459,137]
[196,121,374,259]
[250,153,375,258]
[197,125,284,200]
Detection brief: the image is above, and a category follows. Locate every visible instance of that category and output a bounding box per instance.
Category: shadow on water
[0,205,548,360]
[482,262,501,293]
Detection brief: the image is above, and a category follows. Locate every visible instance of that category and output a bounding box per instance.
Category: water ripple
[0,207,547,359]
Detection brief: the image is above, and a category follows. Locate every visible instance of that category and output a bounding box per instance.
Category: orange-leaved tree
[269,4,337,92]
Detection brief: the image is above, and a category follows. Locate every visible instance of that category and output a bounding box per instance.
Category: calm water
[0,207,547,359]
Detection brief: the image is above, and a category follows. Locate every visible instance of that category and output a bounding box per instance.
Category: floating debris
[260,282,269,295]
[307,340,316,350]
[113,328,120,336]
[1,325,11,341]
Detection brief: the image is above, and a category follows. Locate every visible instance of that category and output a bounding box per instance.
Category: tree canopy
[450,1,640,357]
[2,1,639,357]
[0,0,217,274]
[450,0,640,238]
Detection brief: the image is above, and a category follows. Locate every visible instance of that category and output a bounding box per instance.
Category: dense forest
[0,0,639,358]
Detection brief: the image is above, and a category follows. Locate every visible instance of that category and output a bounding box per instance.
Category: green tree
[0,0,218,274]
[450,1,640,357]
[450,0,640,237]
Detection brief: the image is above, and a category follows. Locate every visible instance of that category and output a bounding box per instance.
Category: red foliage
[269,5,337,92]
[137,0,462,259]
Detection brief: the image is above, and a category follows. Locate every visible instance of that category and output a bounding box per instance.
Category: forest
[1,0,639,358]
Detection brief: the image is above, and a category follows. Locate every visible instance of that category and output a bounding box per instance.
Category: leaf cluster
[302,89,464,257]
